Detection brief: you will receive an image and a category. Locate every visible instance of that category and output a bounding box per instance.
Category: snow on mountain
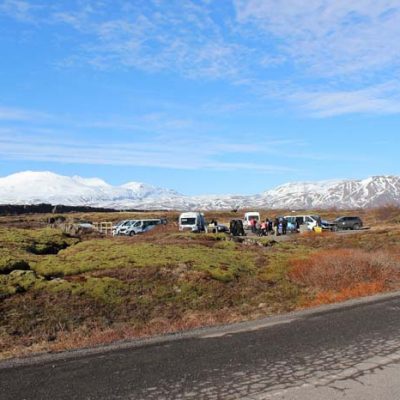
[73,176,110,187]
[0,171,182,208]
[121,182,180,199]
[0,171,400,210]
[258,176,400,209]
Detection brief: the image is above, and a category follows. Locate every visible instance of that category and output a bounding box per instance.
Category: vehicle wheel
[353,224,360,230]
[129,231,136,236]
[332,225,338,232]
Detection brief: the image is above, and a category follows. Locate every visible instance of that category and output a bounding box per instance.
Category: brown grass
[0,308,247,359]
[310,282,387,305]
[289,248,400,306]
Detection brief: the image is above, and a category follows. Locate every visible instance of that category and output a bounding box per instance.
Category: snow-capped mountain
[257,176,400,209]
[0,171,182,208]
[0,171,399,210]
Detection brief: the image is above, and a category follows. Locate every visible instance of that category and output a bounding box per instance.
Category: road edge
[1,289,400,369]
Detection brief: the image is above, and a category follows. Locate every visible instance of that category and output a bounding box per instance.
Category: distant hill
[1,171,399,210]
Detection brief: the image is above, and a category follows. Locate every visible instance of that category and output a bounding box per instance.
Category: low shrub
[289,249,400,292]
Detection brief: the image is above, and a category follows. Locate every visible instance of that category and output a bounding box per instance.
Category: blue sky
[0,0,399,195]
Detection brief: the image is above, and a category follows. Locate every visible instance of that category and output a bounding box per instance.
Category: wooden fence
[92,222,113,236]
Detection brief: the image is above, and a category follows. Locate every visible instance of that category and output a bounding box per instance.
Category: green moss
[1,227,78,251]
[43,277,128,306]
[0,250,30,274]
[0,227,79,273]
[82,277,128,305]
[213,240,236,249]
[0,276,17,296]
[0,270,44,297]
[34,240,255,282]
[207,269,235,282]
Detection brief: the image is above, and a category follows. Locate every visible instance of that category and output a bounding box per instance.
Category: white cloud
[0,133,300,173]
[234,0,400,77]
[52,1,248,80]
[231,1,400,116]
[3,1,400,116]
[0,106,49,121]
[9,0,400,81]
[0,0,37,21]
[77,114,196,133]
[288,82,400,117]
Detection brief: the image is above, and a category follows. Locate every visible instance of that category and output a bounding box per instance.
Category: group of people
[249,217,295,236]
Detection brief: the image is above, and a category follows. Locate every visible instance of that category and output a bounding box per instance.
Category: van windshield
[181,218,196,225]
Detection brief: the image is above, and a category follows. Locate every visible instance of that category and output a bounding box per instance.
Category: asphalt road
[1,292,400,400]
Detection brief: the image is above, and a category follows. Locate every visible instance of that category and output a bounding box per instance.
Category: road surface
[1,292,400,399]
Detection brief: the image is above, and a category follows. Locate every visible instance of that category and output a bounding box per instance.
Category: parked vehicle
[333,216,363,230]
[321,220,336,231]
[215,224,229,233]
[282,216,298,233]
[125,219,165,236]
[283,215,320,231]
[230,219,246,236]
[178,212,206,232]
[243,212,260,230]
[207,219,229,234]
[112,220,137,236]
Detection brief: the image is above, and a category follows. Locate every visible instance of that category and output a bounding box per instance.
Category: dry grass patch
[289,248,400,305]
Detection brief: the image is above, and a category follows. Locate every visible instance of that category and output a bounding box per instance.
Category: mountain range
[0,171,399,210]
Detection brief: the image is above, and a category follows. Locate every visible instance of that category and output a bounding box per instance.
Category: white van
[179,212,206,232]
[125,219,164,236]
[112,219,137,236]
[243,212,260,229]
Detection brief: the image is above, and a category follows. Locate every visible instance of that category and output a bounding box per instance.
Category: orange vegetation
[289,249,400,306]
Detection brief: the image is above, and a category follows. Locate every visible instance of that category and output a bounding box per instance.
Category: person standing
[260,221,267,236]
[273,217,279,236]
[255,220,261,236]
[264,218,269,236]
[282,217,288,235]
[251,218,257,233]
[265,218,270,236]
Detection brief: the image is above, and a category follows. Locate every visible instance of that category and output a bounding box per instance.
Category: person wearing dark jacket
[282,217,288,235]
